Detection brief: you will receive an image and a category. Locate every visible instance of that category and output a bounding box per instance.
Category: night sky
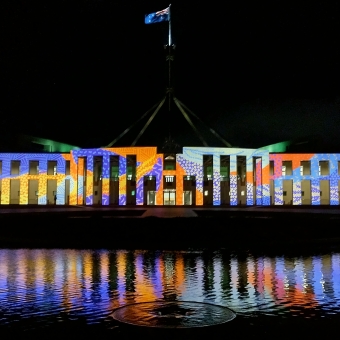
[2,1,340,150]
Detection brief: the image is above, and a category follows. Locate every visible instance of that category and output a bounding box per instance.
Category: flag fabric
[145,7,169,24]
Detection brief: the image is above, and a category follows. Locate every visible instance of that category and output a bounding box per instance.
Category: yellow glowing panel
[1,179,10,204]
[85,169,93,204]
[19,177,28,205]
[102,178,110,199]
[119,174,126,203]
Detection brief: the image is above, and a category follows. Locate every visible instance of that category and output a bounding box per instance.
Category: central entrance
[183,191,192,205]
[163,190,176,205]
[147,191,156,205]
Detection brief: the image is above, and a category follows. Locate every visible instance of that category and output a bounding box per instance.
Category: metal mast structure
[106,5,231,148]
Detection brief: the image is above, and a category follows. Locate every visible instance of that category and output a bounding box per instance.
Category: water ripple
[0,249,340,330]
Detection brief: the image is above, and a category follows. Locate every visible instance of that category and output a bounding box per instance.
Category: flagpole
[168,4,172,46]
[168,4,172,112]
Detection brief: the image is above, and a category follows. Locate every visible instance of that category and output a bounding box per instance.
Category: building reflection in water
[0,249,340,324]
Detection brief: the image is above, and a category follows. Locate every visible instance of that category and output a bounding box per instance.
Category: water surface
[0,249,339,329]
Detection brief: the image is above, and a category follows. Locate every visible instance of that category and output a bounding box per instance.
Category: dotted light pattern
[73,147,160,206]
[0,153,70,205]
[177,147,270,206]
[3,148,339,206]
[176,154,203,205]
[0,148,160,206]
[269,153,340,205]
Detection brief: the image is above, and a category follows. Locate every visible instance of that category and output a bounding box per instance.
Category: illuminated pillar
[262,153,270,206]
[156,156,164,205]
[230,155,237,205]
[291,159,302,205]
[273,157,283,205]
[102,153,110,206]
[1,159,10,204]
[19,157,28,205]
[246,157,253,205]
[175,157,185,205]
[77,157,84,205]
[213,154,221,206]
[38,160,47,205]
[330,177,339,205]
[86,156,93,205]
[311,158,320,205]
[311,179,320,205]
[57,157,66,205]
[255,158,262,205]
[195,162,203,205]
[330,158,339,205]
[154,155,163,206]
[19,178,28,205]
[69,154,78,205]
[136,154,144,206]
[292,180,302,205]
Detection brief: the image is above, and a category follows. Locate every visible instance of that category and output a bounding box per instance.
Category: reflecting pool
[0,249,340,329]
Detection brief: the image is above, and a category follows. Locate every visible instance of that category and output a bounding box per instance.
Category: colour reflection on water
[0,249,340,327]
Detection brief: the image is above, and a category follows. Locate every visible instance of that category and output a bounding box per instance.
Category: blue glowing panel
[262,185,270,205]
[311,179,320,205]
[102,154,110,179]
[119,194,126,205]
[246,160,254,206]
[330,176,339,205]
[230,155,237,205]
[136,176,144,205]
[86,155,93,205]
[293,180,302,205]
[246,183,253,205]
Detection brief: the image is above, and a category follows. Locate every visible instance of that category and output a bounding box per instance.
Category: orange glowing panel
[175,164,186,205]
[70,154,78,205]
[85,169,93,205]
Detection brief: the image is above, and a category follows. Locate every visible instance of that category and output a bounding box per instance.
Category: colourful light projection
[0,153,72,205]
[1,249,340,324]
[1,147,339,206]
[177,147,270,206]
[71,147,162,206]
[269,153,340,205]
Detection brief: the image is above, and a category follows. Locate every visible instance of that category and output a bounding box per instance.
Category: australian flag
[145,7,169,24]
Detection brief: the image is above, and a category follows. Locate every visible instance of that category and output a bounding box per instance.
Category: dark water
[0,249,340,330]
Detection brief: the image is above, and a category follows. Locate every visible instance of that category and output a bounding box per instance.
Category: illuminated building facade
[0,145,340,206]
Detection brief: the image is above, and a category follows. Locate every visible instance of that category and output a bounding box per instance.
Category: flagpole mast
[167,4,172,112]
[168,4,172,46]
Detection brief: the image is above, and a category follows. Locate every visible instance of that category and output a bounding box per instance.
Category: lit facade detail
[1,147,339,206]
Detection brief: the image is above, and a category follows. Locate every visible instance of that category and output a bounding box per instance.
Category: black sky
[2,1,340,149]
